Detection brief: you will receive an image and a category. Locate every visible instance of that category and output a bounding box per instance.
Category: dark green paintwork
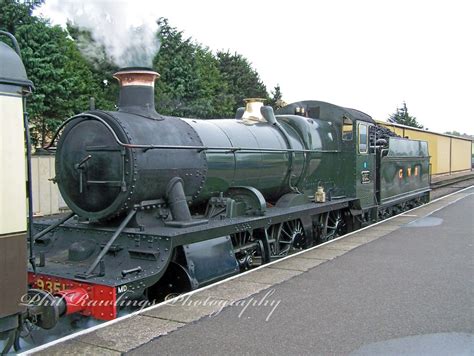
[185,118,303,202]
[276,101,430,212]
[379,137,430,204]
[355,122,376,209]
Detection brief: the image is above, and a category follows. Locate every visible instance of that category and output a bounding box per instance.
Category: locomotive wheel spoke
[281,229,292,238]
[322,210,347,242]
[231,231,259,270]
[268,219,305,257]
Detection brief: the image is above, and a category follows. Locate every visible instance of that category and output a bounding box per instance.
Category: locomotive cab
[276,100,376,202]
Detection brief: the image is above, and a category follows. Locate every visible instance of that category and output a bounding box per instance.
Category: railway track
[430,173,474,200]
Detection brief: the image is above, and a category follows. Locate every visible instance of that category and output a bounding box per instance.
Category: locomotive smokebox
[113,67,160,119]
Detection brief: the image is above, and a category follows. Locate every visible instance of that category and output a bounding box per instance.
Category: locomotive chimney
[113,67,160,119]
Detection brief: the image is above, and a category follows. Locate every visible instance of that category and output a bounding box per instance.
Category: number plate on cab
[361,170,371,184]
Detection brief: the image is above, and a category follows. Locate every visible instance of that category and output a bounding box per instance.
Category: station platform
[27,186,474,355]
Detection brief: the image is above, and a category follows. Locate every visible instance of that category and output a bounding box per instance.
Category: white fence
[31,154,68,216]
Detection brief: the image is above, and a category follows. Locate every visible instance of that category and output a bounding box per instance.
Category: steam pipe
[166,177,192,222]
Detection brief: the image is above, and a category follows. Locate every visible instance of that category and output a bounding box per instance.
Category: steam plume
[47,0,160,68]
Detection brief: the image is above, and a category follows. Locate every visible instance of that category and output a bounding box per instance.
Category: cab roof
[276,100,375,124]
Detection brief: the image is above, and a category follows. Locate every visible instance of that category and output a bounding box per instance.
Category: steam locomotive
[0,33,430,351]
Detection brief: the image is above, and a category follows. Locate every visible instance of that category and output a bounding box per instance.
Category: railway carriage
[0,31,33,353]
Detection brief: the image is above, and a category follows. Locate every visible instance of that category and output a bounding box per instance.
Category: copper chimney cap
[112,67,161,119]
[113,67,160,87]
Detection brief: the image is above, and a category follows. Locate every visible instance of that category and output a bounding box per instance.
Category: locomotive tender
[0,36,430,341]
[27,67,430,325]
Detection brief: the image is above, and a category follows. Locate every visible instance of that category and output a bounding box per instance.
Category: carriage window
[342,116,353,140]
[359,123,368,153]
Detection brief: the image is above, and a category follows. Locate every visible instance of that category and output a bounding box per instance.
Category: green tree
[444,131,474,139]
[268,84,285,109]
[153,18,233,118]
[216,51,268,111]
[2,6,278,142]
[0,0,42,34]
[154,19,274,118]
[388,102,423,128]
[1,0,109,146]
[187,46,234,118]
[66,24,119,111]
[17,21,103,145]
[154,19,270,118]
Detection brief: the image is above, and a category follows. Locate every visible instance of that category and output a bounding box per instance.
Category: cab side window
[342,116,353,140]
[358,123,368,153]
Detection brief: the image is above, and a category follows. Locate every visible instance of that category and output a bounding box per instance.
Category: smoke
[46,0,160,68]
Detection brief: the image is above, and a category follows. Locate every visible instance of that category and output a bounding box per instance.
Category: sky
[35,0,474,135]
